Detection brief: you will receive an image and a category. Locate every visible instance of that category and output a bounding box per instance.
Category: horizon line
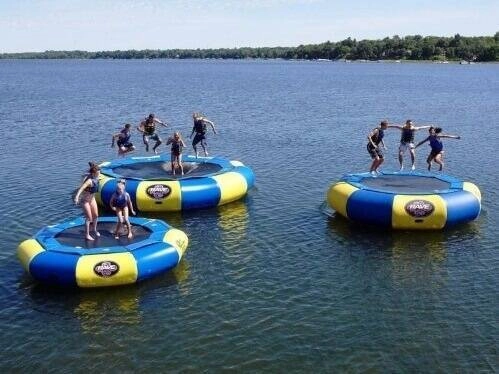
[1,33,497,55]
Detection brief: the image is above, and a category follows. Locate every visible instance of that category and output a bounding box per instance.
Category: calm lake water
[0,59,497,372]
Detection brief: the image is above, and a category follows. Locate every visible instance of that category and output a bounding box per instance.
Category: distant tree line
[1,33,497,61]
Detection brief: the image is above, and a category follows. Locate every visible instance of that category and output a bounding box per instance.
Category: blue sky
[1,0,498,53]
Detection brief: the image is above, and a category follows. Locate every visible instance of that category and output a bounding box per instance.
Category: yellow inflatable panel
[164,228,189,257]
[392,194,447,229]
[463,182,482,202]
[76,252,138,288]
[136,180,182,212]
[327,182,359,218]
[95,174,113,206]
[212,172,248,205]
[17,239,45,272]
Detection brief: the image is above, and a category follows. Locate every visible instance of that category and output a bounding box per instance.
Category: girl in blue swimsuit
[415,127,461,171]
[110,180,136,239]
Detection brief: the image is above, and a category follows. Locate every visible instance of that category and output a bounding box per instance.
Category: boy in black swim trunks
[367,120,389,175]
[189,112,217,158]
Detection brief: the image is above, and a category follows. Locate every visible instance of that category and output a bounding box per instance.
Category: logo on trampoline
[146,184,171,199]
[93,261,120,277]
[405,200,435,218]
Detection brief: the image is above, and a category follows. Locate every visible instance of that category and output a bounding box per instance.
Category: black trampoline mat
[360,175,451,194]
[111,161,223,180]
[54,222,152,249]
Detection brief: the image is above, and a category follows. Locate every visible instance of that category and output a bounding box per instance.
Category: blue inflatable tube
[327,172,481,230]
[17,216,189,287]
[96,155,255,212]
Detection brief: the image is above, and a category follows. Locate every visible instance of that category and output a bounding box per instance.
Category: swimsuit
[112,191,129,209]
[428,135,443,159]
[117,128,133,148]
[192,119,207,146]
[400,128,415,144]
[171,139,183,156]
[84,176,99,194]
[144,119,156,136]
[429,135,443,153]
[367,128,384,159]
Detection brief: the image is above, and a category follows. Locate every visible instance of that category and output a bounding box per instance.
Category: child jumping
[166,131,186,175]
[415,127,461,171]
[111,123,135,157]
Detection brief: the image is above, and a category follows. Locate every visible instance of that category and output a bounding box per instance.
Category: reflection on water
[24,258,191,335]
[74,286,142,333]
[139,210,186,229]
[324,203,481,264]
[217,200,249,242]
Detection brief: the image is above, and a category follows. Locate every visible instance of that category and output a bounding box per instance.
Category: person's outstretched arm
[154,118,168,127]
[387,124,403,130]
[415,125,432,130]
[438,134,461,140]
[415,137,430,148]
[204,119,217,134]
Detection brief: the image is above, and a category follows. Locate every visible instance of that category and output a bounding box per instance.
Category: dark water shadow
[18,259,191,334]
[321,201,482,261]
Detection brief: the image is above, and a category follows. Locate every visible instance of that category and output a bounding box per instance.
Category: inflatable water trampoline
[97,155,255,212]
[17,216,188,287]
[327,172,481,229]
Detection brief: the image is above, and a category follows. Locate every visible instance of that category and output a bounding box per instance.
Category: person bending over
[110,180,136,239]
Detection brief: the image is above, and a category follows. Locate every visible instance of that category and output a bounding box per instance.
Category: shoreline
[0,57,496,64]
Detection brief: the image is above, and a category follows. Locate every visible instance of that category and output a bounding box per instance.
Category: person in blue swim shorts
[137,113,168,154]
